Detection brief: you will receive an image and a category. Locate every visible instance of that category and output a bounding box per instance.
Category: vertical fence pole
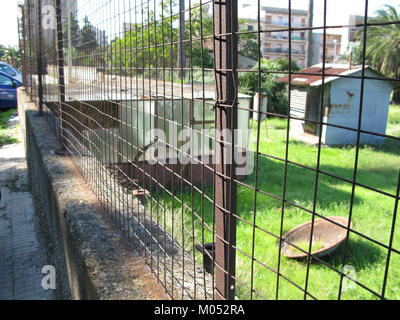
[213,0,238,300]
[27,0,33,99]
[37,0,43,115]
[55,0,65,148]
[177,0,186,79]
[18,4,27,86]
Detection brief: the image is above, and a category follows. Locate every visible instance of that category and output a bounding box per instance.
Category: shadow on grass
[324,139,400,157]
[154,147,398,234]
[372,139,400,157]
[314,237,385,272]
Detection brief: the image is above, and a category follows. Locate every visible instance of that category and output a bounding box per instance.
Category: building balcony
[264,35,306,42]
[291,36,306,42]
[264,47,305,55]
[324,40,341,46]
[291,50,306,55]
[265,21,307,28]
[264,35,288,40]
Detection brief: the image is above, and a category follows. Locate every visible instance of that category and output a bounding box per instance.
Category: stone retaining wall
[18,88,169,300]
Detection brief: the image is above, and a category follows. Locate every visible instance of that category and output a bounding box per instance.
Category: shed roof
[276,64,392,87]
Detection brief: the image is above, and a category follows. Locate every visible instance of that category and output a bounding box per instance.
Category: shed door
[290,88,308,120]
[305,87,321,123]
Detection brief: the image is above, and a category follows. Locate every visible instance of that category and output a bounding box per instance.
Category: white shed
[278,64,394,145]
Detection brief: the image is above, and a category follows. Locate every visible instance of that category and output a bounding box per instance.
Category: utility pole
[177,0,186,78]
[333,39,337,63]
[305,0,314,67]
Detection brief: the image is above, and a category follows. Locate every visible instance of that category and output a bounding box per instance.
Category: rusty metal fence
[19,0,400,300]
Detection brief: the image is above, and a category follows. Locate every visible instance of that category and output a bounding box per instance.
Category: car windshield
[0,65,16,77]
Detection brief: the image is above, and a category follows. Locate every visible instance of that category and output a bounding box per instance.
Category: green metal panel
[84,127,120,164]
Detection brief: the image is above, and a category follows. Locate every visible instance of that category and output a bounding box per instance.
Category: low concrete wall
[18,88,169,300]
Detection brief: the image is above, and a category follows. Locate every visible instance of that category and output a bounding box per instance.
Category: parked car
[0,71,22,109]
[0,62,22,83]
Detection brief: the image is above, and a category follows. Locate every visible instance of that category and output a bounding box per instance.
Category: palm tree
[361,5,400,103]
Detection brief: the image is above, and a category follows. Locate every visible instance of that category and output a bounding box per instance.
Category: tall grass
[146,105,400,300]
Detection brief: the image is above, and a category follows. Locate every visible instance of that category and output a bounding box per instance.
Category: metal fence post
[26,0,33,99]
[178,0,186,78]
[213,0,238,300]
[18,4,27,86]
[55,0,66,148]
[37,0,43,115]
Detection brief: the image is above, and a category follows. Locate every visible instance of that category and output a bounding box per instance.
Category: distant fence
[19,0,400,300]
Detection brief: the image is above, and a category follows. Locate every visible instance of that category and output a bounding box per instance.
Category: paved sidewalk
[0,143,54,300]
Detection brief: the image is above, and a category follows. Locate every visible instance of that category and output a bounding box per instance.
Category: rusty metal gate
[19,0,400,300]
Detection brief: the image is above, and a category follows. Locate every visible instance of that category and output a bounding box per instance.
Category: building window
[265,15,271,24]
[300,32,305,40]
[248,25,254,31]
[301,18,306,27]
[278,16,283,25]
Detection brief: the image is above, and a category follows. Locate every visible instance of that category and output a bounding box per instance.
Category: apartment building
[311,33,342,65]
[238,4,309,68]
[348,15,365,44]
[262,6,308,68]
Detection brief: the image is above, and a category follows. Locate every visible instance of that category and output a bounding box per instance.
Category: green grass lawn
[0,108,19,147]
[146,104,400,300]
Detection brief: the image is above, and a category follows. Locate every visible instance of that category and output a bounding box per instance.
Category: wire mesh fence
[19,0,400,300]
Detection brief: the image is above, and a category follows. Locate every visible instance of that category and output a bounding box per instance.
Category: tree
[63,12,81,48]
[108,11,178,75]
[239,58,300,115]
[184,5,214,69]
[80,16,98,54]
[0,45,7,60]
[1,47,21,69]
[238,20,260,61]
[358,5,400,103]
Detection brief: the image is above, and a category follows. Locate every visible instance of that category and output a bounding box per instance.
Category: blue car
[0,62,22,83]
[0,71,22,109]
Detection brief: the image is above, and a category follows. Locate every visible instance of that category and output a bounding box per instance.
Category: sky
[1,0,399,49]
[0,0,19,48]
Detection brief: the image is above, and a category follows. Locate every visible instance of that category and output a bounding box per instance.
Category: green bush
[239,58,300,115]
